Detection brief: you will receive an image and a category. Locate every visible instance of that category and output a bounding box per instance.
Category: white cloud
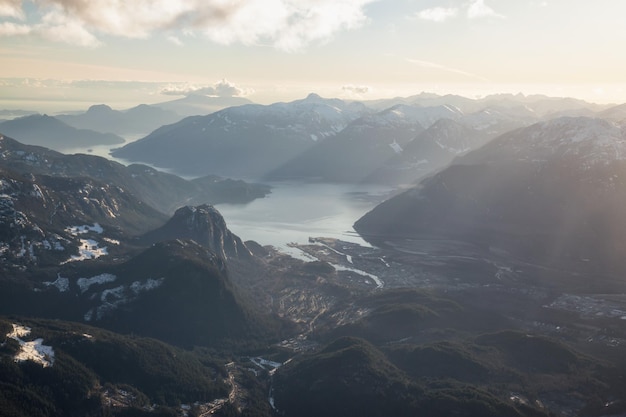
[0,21,31,36]
[342,84,371,95]
[38,9,101,47]
[160,79,253,97]
[467,0,505,19]
[416,7,458,22]
[2,0,376,50]
[166,35,183,46]
[0,0,23,19]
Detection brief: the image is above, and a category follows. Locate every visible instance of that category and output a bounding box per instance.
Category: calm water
[63,137,395,253]
[215,182,394,252]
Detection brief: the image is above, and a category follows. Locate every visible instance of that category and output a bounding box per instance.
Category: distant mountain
[596,103,626,122]
[0,114,124,152]
[153,93,255,117]
[266,104,434,182]
[112,93,369,178]
[366,92,607,118]
[0,134,270,214]
[0,109,38,118]
[57,103,182,135]
[364,118,490,184]
[355,116,626,279]
[268,105,513,185]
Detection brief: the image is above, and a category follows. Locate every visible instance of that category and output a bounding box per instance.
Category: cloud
[467,0,505,19]
[38,9,101,47]
[415,7,458,22]
[160,79,253,97]
[0,0,23,19]
[1,0,376,50]
[342,84,371,95]
[407,59,489,81]
[166,35,183,46]
[0,21,31,36]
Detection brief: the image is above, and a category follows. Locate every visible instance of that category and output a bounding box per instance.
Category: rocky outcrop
[139,204,252,259]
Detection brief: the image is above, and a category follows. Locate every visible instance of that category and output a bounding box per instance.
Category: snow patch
[130,278,165,294]
[389,141,404,154]
[77,273,117,293]
[6,324,55,368]
[63,239,108,263]
[43,274,70,292]
[66,223,104,235]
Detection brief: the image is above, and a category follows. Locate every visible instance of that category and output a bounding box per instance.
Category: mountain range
[0,134,270,215]
[113,93,369,178]
[0,114,124,152]
[355,116,626,283]
[112,93,621,185]
[56,103,182,136]
[2,93,626,417]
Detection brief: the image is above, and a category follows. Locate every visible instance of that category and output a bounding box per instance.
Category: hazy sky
[1,0,625,111]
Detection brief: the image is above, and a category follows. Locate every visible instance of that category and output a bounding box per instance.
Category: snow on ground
[43,274,70,292]
[66,223,104,235]
[63,239,108,263]
[83,278,163,321]
[8,324,31,339]
[6,324,55,367]
[103,237,120,245]
[130,278,164,294]
[77,273,117,293]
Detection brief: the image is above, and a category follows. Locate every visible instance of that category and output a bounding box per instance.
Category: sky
[1,0,626,112]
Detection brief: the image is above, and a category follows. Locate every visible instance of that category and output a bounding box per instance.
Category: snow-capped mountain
[266,104,436,182]
[369,118,490,184]
[369,104,463,129]
[355,117,626,278]
[112,94,369,178]
[461,117,626,167]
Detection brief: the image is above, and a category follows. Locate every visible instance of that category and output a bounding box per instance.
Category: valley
[2,92,626,417]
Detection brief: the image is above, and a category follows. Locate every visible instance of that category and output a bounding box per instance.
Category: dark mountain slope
[355,117,626,282]
[0,239,278,348]
[0,165,166,272]
[273,336,547,417]
[0,317,228,416]
[0,134,269,214]
[139,204,251,259]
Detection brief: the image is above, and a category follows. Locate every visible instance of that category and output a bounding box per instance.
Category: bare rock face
[139,204,252,259]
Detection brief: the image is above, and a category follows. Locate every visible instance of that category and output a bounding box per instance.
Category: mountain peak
[139,204,251,259]
[86,104,114,113]
[305,92,323,101]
